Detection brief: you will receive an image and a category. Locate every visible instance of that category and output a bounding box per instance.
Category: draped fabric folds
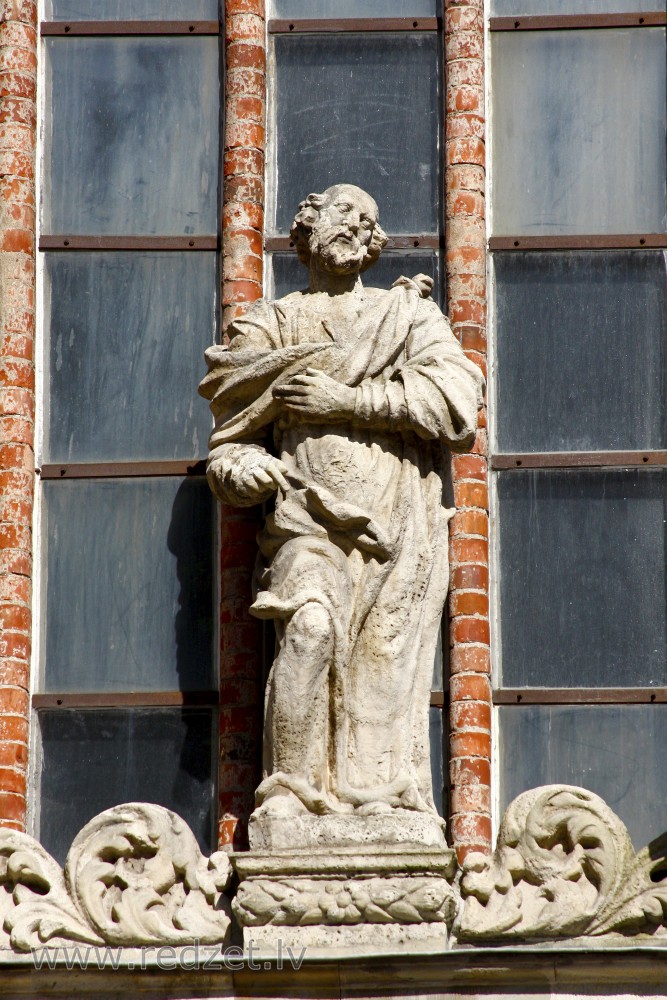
[200,281,484,815]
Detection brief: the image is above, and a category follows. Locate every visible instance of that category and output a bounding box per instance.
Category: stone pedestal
[231,845,458,953]
[248,808,448,852]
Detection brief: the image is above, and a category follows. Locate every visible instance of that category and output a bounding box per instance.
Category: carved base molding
[231,848,458,951]
[1,786,667,955]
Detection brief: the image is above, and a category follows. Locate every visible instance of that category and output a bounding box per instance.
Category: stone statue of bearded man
[200,184,483,842]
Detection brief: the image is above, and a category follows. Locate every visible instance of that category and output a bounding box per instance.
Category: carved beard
[308,222,368,274]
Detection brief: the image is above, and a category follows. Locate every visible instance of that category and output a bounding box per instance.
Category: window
[32,6,222,862]
[489,3,667,849]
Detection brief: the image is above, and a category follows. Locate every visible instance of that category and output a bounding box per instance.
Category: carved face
[307,185,378,275]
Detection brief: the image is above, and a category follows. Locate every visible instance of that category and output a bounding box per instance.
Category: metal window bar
[489,235,667,251]
[39,236,218,251]
[494,688,667,705]
[33,691,220,708]
[39,461,207,479]
[490,12,666,31]
[491,452,667,470]
[40,20,220,35]
[268,17,440,33]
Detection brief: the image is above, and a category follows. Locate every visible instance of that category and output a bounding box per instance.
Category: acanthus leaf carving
[64,803,233,946]
[587,830,667,935]
[0,829,103,951]
[0,803,232,952]
[458,784,667,941]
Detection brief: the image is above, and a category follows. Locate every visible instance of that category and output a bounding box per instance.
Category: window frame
[487,8,667,837]
[29,11,224,853]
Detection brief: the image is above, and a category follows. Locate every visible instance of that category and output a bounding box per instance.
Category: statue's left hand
[273,368,356,421]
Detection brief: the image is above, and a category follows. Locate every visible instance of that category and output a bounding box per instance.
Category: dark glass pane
[47,0,218,16]
[44,253,216,463]
[43,38,219,235]
[39,708,214,864]
[42,478,214,692]
[497,469,667,688]
[273,33,439,235]
[270,250,442,305]
[491,29,667,235]
[429,706,443,818]
[492,0,666,12]
[274,0,436,13]
[499,705,667,850]
[432,625,444,691]
[494,251,667,453]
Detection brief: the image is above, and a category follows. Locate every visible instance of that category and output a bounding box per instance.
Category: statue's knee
[287,602,332,656]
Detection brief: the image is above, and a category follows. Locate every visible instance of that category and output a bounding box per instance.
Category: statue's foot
[355,800,393,816]
[257,787,309,817]
[256,771,351,815]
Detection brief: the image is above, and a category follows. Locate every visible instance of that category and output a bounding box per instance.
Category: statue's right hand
[207,445,291,507]
[235,453,291,498]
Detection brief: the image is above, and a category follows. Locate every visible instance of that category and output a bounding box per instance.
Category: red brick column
[218,0,266,850]
[0,0,36,831]
[444,0,491,861]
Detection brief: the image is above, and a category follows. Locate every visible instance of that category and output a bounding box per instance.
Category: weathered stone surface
[200,184,484,835]
[233,847,457,879]
[248,810,447,852]
[241,920,450,952]
[232,846,457,950]
[0,803,232,951]
[459,785,667,940]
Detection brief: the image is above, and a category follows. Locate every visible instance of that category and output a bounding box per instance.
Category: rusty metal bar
[39,461,206,480]
[33,691,220,709]
[39,236,218,251]
[430,691,445,708]
[494,688,667,705]
[40,20,220,35]
[269,17,439,33]
[265,234,442,251]
[492,452,667,470]
[489,234,667,251]
[490,12,666,31]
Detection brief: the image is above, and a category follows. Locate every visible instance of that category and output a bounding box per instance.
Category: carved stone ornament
[235,875,456,928]
[232,848,457,931]
[2,788,667,952]
[0,803,232,952]
[459,784,667,941]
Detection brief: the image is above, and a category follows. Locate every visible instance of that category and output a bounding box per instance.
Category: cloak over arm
[353,298,485,450]
[201,301,280,507]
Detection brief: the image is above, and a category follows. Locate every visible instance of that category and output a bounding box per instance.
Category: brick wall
[0,0,36,832]
[218,0,266,850]
[444,0,491,861]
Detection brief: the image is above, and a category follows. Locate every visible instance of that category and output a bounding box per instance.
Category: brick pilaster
[218,0,266,850]
[0,0,36,832]
[222,0,266,334]
[444,0,491,861]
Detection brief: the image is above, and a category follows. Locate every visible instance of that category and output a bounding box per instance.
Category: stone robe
[200,279,484,816]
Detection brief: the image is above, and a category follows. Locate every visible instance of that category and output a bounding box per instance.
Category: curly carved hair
[289,187,388,272]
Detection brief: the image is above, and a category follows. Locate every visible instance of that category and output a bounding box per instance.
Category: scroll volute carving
[0,804,232,952]
[459,785,667,940]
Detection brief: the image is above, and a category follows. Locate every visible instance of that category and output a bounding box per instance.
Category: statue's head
[290,184,388,276]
